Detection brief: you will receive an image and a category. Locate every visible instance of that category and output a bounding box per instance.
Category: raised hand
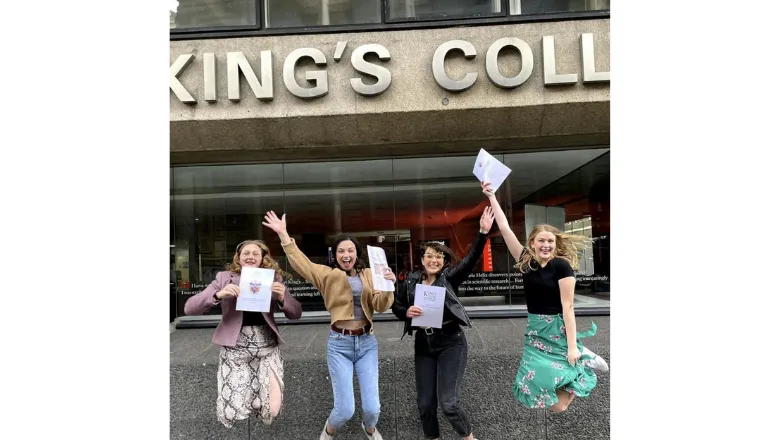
[262,211,287,235]
[481,181,495,198]
[479,206,495,233]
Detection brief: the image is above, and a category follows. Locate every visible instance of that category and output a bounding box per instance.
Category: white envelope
[473,148,512,192]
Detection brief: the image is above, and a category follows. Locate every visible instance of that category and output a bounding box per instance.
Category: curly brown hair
[516,224,590,274]
[227,240,291,280]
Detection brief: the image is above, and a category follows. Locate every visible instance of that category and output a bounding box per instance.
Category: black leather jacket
[391,231,488,338]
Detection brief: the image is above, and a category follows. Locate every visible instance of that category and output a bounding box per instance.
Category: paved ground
[171,316,610,439]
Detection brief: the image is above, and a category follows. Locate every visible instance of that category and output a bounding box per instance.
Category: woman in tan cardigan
[263,211,396,440]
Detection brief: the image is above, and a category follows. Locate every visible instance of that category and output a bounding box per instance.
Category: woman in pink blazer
[184,240,302,428]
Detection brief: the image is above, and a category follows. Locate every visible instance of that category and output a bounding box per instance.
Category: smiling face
[239,244,263,268]
[335,239,358,272]
[421,247,445,277]
[531,231,556,262]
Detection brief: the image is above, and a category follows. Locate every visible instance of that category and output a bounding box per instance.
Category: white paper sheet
[367,245,394,292]
[411,284,446,328]
[236,267,275,313]
[473,148,512,192]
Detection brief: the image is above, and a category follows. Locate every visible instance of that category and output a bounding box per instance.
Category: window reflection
[264,0,381,28]
[171,0,257,30]
[509,0,609,15]
[388,0,501,21]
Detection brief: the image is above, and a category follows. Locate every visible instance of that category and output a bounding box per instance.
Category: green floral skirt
[512,313,598,409]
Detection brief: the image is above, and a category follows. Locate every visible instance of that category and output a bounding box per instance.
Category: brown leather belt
[331,324,370,336]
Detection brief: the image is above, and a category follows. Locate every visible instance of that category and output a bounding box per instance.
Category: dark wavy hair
[329,235,367,274]
[419,241,460,281]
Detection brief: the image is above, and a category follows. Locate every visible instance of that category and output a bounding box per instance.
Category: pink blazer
[184,270,302,347]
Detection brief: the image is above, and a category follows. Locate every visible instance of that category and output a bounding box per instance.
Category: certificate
[236,267,275,313]
[473,148,512,192]
[367,245,394,292]
[411,284,446,328]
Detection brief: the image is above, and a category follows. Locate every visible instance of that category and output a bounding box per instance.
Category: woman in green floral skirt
[481,181,608,412]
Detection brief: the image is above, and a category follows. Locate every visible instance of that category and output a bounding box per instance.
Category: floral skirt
[512,313,598,409]
[216,326,284,428]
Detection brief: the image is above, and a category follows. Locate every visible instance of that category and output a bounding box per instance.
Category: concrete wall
[170,19,609,164]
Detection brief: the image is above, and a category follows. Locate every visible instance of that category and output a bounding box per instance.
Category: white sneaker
[582,346,609,372]
[319,420,333,440]
[362,422,383,440]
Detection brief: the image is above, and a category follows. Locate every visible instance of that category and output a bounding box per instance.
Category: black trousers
[414,327,471,438]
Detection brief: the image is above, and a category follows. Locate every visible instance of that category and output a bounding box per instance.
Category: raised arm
[263,211,332,293]
[481,181,525,262]
[447,207,494,287]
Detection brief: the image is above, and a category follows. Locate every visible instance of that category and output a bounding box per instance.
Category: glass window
[170,0,257,30]
[391,155,511,307]
[264,0,382,28]
[503,149,610,303]
[171,164,285,316]
[280,160,396,311]
[388,0,502,21]
[509,0,609,15]
[170,148,610,319]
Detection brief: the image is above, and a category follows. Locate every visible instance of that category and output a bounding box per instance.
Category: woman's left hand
[567,347,582,366]
[383,267,396,283]
[479,206,495,233]
[271,282,286,301]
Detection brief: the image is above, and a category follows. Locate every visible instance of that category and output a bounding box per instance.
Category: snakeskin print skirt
[216,325,284,428]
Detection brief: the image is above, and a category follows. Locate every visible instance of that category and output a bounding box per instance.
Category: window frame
[170,0,609,40]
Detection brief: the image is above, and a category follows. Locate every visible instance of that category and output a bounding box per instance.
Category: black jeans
[414,328,471,438]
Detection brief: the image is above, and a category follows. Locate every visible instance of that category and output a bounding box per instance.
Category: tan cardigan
[281,239,395,334]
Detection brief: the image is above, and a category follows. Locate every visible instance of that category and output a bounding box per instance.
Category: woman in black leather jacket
[391,207,494,440]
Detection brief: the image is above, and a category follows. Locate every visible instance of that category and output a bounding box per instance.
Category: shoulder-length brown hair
[227,240,291,280]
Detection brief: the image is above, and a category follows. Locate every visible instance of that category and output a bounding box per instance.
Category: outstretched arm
[481,181,525,262]
[263,211,332,294]
[447,207,493,287]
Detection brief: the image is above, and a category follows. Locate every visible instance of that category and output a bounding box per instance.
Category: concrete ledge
[170,102,609,165]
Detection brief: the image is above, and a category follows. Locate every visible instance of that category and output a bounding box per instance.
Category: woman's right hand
[216,284,240,300]
[406,305,423,318]
[262,211,288,235]
[481,181,495,198]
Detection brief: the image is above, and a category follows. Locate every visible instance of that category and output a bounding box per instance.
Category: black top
[522,257,575,315]
[241,311,268,327]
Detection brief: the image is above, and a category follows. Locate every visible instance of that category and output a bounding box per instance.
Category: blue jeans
[326,330,381,430]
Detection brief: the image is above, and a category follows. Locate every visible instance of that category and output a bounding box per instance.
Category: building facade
[169,0,611,324]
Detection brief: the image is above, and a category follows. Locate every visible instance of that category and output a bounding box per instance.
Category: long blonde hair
[227,240,291,280]
[516,224,591,274]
